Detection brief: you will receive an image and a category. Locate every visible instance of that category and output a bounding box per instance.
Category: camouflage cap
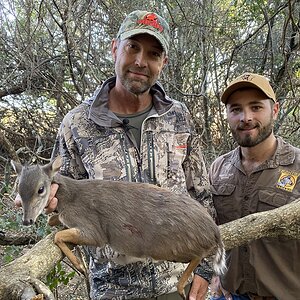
[117,10,170,54]
[221,73,276,104]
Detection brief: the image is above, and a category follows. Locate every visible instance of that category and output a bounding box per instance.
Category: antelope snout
[23,219,34,226]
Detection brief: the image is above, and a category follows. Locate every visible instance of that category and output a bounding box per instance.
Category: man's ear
[161,55,169,70]
[111,39,118,61]
[163,55,168,68]
[273,102,280,120]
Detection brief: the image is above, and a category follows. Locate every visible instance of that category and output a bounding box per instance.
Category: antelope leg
[47,214,61,226]
[54,228,98,275]
[177,258,201,299]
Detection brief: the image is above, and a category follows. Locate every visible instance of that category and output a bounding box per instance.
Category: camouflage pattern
[117,10,170,54]
[52,77,215,299]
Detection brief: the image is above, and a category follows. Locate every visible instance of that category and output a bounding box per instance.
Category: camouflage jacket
[52,77,215,299]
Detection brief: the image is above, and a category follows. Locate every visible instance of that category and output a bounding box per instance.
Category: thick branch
[0,85,26,98]
[0,232,63,300]
[0,130,20,162]
[220,198,300,250]
[0,230,40,246]
[0,199,299,299]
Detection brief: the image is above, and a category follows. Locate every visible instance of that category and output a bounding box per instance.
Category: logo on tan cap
[221,73,276,104]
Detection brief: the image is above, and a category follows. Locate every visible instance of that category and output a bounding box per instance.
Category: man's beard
[121,69,153,95]
[231,118,274,147]
[122,78,151,95]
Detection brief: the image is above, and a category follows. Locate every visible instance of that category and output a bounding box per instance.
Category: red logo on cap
[137,13,163,32]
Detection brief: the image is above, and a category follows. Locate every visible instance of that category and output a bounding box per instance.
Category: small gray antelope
[12,156,226,298]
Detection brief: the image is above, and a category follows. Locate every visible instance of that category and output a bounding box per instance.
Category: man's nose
[135,51,147,67]
[240,110,253,122]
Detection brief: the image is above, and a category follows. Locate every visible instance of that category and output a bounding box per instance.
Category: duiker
[12,156,226,298]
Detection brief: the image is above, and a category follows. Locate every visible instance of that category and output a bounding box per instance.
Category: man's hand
[45,183,59,213]
[210,276,233,300]
[14,183,59,214]
[14,194,22,208]
[188,274,209,300]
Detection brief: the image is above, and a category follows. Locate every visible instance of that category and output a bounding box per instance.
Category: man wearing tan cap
[26,10,215,300]
[209,73,300,299]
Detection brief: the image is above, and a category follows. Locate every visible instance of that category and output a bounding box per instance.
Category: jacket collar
[87,77,173,127]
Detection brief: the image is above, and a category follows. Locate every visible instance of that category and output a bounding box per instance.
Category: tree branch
[0,85,26,99]
[0,230,40,246]
[0,130,20,162]
[0,232,62,299]
[220,198,300,250]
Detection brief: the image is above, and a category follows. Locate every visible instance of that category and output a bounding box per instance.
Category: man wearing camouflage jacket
[49,10,215,300]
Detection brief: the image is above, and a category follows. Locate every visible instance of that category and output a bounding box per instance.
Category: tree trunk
[0,199,299,299]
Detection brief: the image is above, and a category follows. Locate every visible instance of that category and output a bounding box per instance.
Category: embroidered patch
[240,74,253,81]
[276,170,299,192]
[137,13,163,32]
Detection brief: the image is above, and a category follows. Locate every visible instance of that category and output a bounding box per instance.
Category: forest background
[0,0,299,298]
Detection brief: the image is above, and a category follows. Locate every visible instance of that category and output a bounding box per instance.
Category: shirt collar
[231,136,296,169]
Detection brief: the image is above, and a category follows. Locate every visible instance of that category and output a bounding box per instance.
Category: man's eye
[152,51,161,58]
[252,106,262,111]
[231,108,241,113]
[127,43,138,49]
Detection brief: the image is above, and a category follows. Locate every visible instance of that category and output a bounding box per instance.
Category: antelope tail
[213,242,227,275]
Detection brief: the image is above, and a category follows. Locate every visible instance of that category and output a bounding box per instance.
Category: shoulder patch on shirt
[276,170,299,192]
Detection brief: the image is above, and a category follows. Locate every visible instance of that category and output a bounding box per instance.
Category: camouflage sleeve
[180,104,216,282]
[184,135,216,282]
[193,259,214,282]
[180,104,216,219]
[51,113,88,180]
[183,134,216,218]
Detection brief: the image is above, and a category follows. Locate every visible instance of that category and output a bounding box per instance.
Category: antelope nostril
[23,219,34,226]
[23,219,30,226]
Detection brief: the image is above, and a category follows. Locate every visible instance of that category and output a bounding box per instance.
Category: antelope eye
[38,186,45,194]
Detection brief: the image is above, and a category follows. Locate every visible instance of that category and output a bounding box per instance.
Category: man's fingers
[44,183,59,214]
[189,275,208,300]
[45,197,58,214]
[49,183,59,200]
[14,194,22,207]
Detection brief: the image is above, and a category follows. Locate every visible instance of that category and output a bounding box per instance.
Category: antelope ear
[52,155,62,173]
[43,155,62,177]
[11,160,23,175]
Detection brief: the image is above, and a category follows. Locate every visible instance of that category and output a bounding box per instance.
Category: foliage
[46,261,76,295]
[1,0,299,167]
[2,245,23,263]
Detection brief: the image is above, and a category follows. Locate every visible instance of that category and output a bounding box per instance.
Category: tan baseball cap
[116,10,170,54]
[221,73,276,104]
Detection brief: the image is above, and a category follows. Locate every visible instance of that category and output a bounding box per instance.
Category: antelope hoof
[178,288,186,300]
[78,263,88,278]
